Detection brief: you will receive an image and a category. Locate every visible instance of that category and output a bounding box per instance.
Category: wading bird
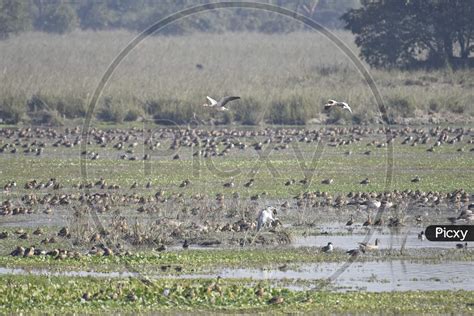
[203,96,241,111]
[324,99,352,113]
[257,206,277,231]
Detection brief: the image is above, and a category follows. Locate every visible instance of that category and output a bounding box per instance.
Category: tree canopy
[0,0,358,38]
[342,0,474,68]
[0,0,31,39]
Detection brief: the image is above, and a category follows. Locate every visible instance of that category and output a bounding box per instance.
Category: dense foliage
[0,0,358,38]
[342,0,474,68]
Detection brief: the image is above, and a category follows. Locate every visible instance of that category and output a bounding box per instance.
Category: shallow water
[293,230,462,250]
[215,261,474,292]
[1,260,472,292]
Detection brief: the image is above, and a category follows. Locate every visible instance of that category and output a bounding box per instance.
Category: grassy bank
[0,274,472,313]
[0,31,473,125]
[1,248,473,272]
[0,141,472,198]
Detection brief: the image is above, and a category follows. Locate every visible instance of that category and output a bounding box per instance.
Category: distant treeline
[0,0,359,38]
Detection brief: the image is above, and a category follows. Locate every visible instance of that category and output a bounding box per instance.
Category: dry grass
[0,30,473,124]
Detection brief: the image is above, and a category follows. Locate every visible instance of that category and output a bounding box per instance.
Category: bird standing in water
[257,206,277,231]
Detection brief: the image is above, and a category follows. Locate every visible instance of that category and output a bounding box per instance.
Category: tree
[0,0,31,39]
[35,1,78,34]
[77,1,116,30]
[342,0,474,68]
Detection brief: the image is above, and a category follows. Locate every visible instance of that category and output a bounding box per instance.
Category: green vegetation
[344,0,474,68]
[0,275,472,313]
[1,248,473,273]
[0,0,358,38]
[0,140,471,198]
[0,31,473,125]
[0,127,472,311]
[0,0,31,39]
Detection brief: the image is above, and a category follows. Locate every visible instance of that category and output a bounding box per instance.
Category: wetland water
[292,231,462,250]
[1,260,472,292]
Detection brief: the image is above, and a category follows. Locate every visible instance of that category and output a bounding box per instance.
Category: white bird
[203,95,241,111]
[257,206,277,231]
[369,199,382,209]
[321,242,334,253]
[324,99,352,113]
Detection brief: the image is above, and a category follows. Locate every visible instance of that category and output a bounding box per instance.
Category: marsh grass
[1,274,472,313]
[0,31,473,124]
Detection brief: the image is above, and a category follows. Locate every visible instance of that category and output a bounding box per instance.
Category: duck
[411,176,421,183]
[33,228,43,235]
[418,231,425,241]
[182,239,189,249]
[156,244,167,252]
[58,227,70,237]
[346,215,354,226]
[363,215,372,226]
[23,246,35,257]
[359,238,379,251]
[373,217,384,226]
[457,209,473,221]
[360,178,370,185]
[101,247,113,256]
[321,242,334,253]
[347,248,364,257]
[223,178,235,188]
[415,215,423,224]
[10,246,25,257]
[268,296,284,305]
[180,179,191,188]
[456,242,468,249]
[321,178,334,185]
[388,217,402,227]
[244,179,254,188]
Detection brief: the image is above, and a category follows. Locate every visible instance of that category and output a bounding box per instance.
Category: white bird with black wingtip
[256,206,278,231]
[324,99,352,113]
[203,95,241,111]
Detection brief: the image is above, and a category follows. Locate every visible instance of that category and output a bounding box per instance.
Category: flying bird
[203,95,240,111]
[324,99,352,113]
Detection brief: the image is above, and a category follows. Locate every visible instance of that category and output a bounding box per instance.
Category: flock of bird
[201,96,352,114]
[0,123,471,163]
[2,181,471,260]
[0,112,472,258]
